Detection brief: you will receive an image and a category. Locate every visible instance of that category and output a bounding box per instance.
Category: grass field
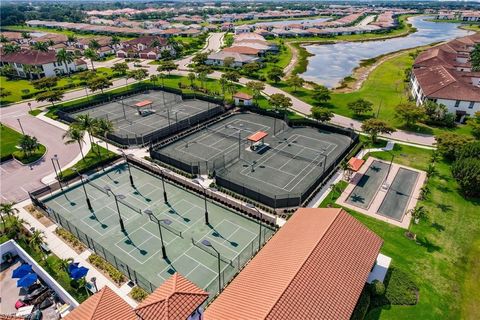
[0,67,114,105]
[0,124,24,161]
[321,143,480,319]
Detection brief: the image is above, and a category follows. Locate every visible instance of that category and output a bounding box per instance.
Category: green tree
[29,230,47,260]
[95,118,115,152]
[466,111,480,139]
[63,125,86,161]
[361,118,396,143]
[188,72,196,87]
[32,41,49,52]
[0,87,12,99]
[75,114,98,153]
[312,84,331,105]
[222,70,240,82]
[395,102,426,127]
[111,62,129,75]
[128,69,149,82]
[268,93,292,111]
[32,77,58,91]
[67,34,77,44]
[311,107,333,123]
[246,81,265,104]
[267,66,284,84]
[83,48,98,70]
[19,135,40,158]
[86,76,112,93]
[471,43,480,72]
[156,60,177,75]
[5,215,27,240]
[242,62,260,75]
[56,48,74,76]
[348,98,374,116]
[110,36,121,46]
[0,202,19,219]
[35,89,64,107]
[192,52,209,65]
[452,141,480,197]
[2,43,20,54]
[89,39,100,50]
[286,74,304,92]
[223,56,235,68]
[435,132,474,161]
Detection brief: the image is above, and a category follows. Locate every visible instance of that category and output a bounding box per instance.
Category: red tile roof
[233,92,253,100]
[204,208,383,320]
[247,131,268,142]
[64,286,136,320]
[134,273,208,320]
[223,46,260,56]
[348,157,365,172]
[0,49,57,65]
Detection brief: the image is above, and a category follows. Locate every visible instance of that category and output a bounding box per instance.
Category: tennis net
[87,180,109,195]
[191,237,233,266]
[161,222,183,238]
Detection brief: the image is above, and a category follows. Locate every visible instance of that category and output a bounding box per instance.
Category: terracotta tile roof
[348,157,365,172]
[223,46,260,56]
[0,49,57,65]
[64,286,136,320]
[233,92,253,100]
[0,316,24,320]
[134,273,208,320]
[247,131,268,142]
[204,208,383,320]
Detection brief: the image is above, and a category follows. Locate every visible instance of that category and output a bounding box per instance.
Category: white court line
[114,225,162,265]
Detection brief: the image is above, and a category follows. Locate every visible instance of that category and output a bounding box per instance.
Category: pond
[301,16,473,87]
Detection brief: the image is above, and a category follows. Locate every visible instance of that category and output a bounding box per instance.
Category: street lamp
[51,156,63,191]
[144,209,171,259]
[17,118,25,135]
[201,239,221,293]
[319,149,327,173]
[193,180,209,225]
[90,277,98,292]
[246,203,263,251]
[118,150,135,187]
[104,186,126,233]
[27,102,32,112]
[72,167,93,211]
[154,164,169,204]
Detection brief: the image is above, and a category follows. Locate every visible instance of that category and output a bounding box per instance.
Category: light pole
[319,149,327,173]
[104,186,126,233]
[90,277,98,292]
[118,150,135,187]
[194,180,209,225]
[144,209,171,259]
[154,164,169,204]
[72,167,93,211]
[383,151,395,189]
[27,102,32,112]
[51,156,63,191]
[201,239,221,293]
[17,119,25,135]
[53,154,68,186]
[246,203,263,250]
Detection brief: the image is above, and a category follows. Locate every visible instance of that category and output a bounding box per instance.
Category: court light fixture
[144,209,171,259]
[72,167,93,211]
[201,239,222,293]
[245,203,263,251]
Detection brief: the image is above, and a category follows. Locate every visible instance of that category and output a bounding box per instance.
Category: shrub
[88,254,126,285]
[351,286,371,320]
[371,280,386,296]
[130,286,148,302]
[55,227,86,252]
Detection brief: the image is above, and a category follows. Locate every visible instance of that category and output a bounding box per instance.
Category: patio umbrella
[70,266,89,280]
[17,273,38,288]
[12,264,32,279]
[68,262,79,275]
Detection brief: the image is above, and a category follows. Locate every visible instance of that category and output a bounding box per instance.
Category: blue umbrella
[17,273,38,288]
[12,264,32,279]
[68,262,79,275]
[70,266,89,280]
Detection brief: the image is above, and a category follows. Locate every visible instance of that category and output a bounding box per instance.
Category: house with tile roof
[0,49,86,79]
[205,51,260,67]
[410,34,480,122]
[116,36,174,59]
[203,208,383,320]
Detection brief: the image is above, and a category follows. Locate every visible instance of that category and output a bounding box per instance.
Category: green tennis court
[40,162,273,295]
[346,160,390,209]
[377,168,419,221]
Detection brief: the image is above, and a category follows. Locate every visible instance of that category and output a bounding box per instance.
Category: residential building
[205,51,260,67]
[1,49,86,79]
[410,34,480,122]
[116,36,173,59]
[204,208,384,320]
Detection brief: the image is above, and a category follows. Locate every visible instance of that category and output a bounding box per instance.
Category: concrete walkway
[13,200,137,307]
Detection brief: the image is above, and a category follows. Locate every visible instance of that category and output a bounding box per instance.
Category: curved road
[0,31,434,202]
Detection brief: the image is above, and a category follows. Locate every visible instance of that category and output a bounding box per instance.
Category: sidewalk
[14,199,138,307]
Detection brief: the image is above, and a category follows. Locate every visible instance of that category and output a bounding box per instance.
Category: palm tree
[67,34,77,45]
[21,31,31,40]
[84,48,98,71]
[63,126,86,162]
[0,202,19,218]
[2,43,20,54]
[0,34,8,43]
[89,39,100,50]
[7,215,29,240]
[110,36,120,47]
[56,49,74,76]
[19,135,41,158]
[59,257,74,272]
[95,118,114,152]
[29,230,47,260]
[32,42,49,52]
[75,114,98,154]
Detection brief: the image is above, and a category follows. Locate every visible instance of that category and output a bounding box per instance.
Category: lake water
[254,17,330,27]
[301,16,473,87]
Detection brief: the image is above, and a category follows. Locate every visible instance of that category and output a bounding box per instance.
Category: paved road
[177,32,225,70]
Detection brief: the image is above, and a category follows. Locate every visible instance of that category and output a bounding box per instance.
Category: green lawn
[59,143,119,181]
[0,124,24,161]
[13,144,46,164]
[321,143,480,319]
[1,67,114,105]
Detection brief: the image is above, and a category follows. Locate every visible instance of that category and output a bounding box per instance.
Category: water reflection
[302,16,473,87]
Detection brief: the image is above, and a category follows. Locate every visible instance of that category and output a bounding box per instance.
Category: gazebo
[247,131,268,151]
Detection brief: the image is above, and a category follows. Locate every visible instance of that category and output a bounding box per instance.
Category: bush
[452,157,480,197]
[371,280,386,296]
[88,254,126,285]
[370,267,418,307]
[351,286,371,320]
[130,286,148,302]
[55,227,86,252]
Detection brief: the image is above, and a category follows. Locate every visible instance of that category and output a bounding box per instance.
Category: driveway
[176,32,225,70]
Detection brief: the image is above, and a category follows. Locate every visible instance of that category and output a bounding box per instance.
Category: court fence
[151,108,360,208]
[56,85,226,147]
[29,156,278,298]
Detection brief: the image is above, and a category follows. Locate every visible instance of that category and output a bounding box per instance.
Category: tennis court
[69,90,223,145]
[377,168,419,221]
[39,162,273,295]
[153,113,354,207]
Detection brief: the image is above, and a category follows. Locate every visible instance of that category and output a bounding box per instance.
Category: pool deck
[336,157,426,229]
